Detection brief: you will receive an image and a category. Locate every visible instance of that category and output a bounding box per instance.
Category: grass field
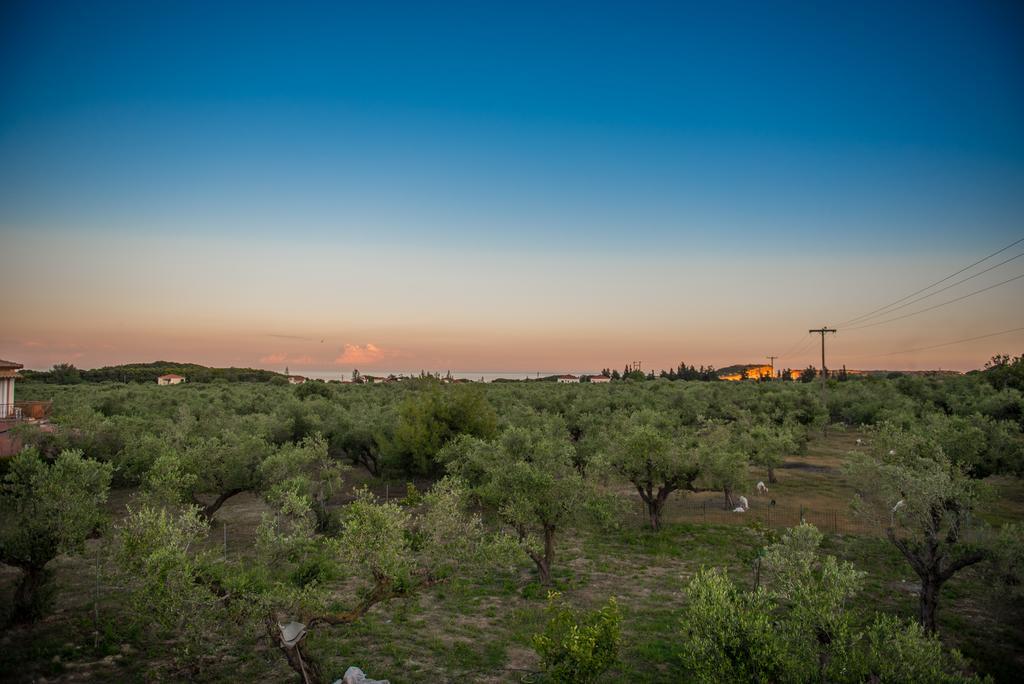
[2,431,1022,682]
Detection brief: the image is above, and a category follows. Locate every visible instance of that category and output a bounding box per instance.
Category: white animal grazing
[855,438,863,446]
[888,449,896,456]
[732,506,747,513]
[756,481,768,495]
[738,496,749,510]
[892,499,906,513]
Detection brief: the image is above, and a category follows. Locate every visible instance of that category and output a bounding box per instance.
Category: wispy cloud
[266,334,318,341]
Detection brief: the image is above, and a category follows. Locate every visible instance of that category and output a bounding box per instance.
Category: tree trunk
[199,488,244,520]
[919,576,941,634]
[12,566,50,623]
[541,526,556,585]
[266,618,323,684]
[767,466,777,484]
[647,499,661,531]
[723,487,735,510]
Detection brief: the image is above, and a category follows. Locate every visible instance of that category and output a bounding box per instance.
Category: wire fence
[652,498,876,535]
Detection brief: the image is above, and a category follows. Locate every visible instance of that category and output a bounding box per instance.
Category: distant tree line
[19,362,287,385]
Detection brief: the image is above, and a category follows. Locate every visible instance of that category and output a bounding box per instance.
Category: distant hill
[19,361,286,384]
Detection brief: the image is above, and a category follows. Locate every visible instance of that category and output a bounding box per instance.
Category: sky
[2,0,1023,374]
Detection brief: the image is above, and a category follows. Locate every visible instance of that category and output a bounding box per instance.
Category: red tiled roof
[0,359,24,370]
[158,374,185,379]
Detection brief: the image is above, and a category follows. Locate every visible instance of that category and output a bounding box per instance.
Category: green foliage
[738,420,798,482]
[260,434,345,531]
[983,353,1024,392]
[20,360,283,384]
[532,592,621,684]
[853,614,986,684]
[441,427,605,583]
[383,384,498,475]
[606,413,699,529]
[114,476,510,678]
[847,422,989,631]
[696,421,749,509]
[678,568,790,683]
[0,448,112,622]
[678,524,986,683]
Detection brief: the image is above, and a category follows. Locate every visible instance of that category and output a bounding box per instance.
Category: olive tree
[696,422,748,510]
[181,430,275,519]
[741,421,798,484]
[0,448,112,622]
[847,422,988,633]
[259,434,345,531]
[678,523,983,683]
[606,417,699,530]
[441,427,603,584]
[382,383,497,476]
[116,476,513,683]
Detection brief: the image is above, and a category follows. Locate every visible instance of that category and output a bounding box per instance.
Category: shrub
[532,592,621,683]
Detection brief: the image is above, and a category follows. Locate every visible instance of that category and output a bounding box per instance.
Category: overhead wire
[845,326,1024,358]
[837,236,1024,327]
[844,272,1024,331]
[838,250,1024,326]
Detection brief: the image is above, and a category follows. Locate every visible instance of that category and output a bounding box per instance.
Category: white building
[157,373,185,385]
[556,374,580,384]
[287,375,307,385]
[0,359,23,418]
[589,375,611,384]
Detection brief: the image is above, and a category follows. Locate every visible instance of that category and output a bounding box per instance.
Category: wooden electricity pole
[808,327,836,427]
[808,327,836,378]
[766,355,778,379]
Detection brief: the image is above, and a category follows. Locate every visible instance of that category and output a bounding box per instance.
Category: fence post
[799,504,805,524]
[223,521,228,559]
[702,501,707,525]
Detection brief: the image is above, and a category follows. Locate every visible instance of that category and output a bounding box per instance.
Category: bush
[532,592,621,683]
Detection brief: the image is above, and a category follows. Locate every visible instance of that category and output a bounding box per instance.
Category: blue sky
[2,1,1023,371]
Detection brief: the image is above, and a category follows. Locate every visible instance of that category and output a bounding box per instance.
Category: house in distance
[156,373,186,385]
[556,374,580,384]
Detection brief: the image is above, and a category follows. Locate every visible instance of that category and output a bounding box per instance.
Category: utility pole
[808,327,836,378]
[808,327,837,424]
[766,355,777,379]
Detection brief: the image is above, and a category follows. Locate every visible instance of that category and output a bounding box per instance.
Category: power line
[845,272,1024,331]
[778,333,811,358]
[855,326,1024,358]
[786,334,819,360]
[838,236,1024,326]
[841,250,1024,326]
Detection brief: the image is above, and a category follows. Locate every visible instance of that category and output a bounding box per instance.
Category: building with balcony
[1,359,23,419]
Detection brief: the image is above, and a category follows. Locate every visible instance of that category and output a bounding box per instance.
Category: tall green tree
[383,384,497,476]
[741,421,798,484]
[697,422,749,509]
[607,416,699,530]
[0,448,112,622]
[847,423,989,633]
[442,427,603,584]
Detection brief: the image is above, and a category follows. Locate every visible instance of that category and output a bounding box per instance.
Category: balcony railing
[0,403,23,420]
